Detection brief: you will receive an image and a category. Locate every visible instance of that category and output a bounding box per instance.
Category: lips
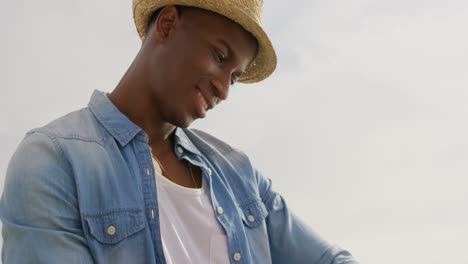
[196,86,216,111]
[195,88,208,118]
[196,86,217,118]
[198,90,209,111]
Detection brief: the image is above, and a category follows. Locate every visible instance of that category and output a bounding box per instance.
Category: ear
[154,6,181,42]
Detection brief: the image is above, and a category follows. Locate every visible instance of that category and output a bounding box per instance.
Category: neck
[108,54,176,157]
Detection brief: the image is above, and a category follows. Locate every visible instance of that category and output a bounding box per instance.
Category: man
[0,0,359,263]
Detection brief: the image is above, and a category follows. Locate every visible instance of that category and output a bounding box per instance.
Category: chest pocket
[239,198,268,227]
[238,199,272,263]
[82,209,148,263]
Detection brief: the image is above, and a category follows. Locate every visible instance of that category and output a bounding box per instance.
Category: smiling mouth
[197,90,209,111]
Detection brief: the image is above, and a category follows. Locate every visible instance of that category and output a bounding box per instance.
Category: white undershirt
[152,157,230,264]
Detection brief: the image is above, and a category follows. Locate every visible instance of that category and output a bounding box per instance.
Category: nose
[211,70,232,101]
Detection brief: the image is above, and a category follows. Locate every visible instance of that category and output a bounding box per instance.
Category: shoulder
[2,125,77,220]
[185,129,276,218]
[5,107,107,183]
[184,128,259,175]
[184,128,250,160]
[185,128,234,153]
[28,107,107,146]
[183,128,273,189]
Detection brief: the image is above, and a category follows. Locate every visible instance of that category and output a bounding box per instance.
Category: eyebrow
[216,38,246,76]
[216,38,235,58]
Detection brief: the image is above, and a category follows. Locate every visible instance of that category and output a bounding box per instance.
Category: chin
[165,110,195,129]
[173,116,195,129]
[177,122,191,129]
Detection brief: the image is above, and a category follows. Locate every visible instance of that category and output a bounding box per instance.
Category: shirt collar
[87,90,202,156]
[88,90,143,146]
[174,128,202,156]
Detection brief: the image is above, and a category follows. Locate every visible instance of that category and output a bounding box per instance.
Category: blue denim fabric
[0,90,358,264]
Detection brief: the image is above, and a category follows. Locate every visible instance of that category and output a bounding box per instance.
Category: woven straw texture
[133,0,277,83]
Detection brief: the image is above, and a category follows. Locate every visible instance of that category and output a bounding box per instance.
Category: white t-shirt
[152,157,230,264]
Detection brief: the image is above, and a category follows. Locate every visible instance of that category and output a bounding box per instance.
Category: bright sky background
[2,0,468,263]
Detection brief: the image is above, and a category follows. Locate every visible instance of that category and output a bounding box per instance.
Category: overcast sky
[1,0,468,263]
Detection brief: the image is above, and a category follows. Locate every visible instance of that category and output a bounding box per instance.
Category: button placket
[147,146,153,176]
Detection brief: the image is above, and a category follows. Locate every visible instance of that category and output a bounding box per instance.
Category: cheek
[206,59,218,74]
[187,51,219,81]
[167,37,218,82]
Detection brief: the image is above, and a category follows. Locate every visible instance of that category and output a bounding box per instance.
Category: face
[143,6,257,128]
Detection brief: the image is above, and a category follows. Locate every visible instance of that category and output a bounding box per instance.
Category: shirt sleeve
[0,131,94,264]
[256,169,359,264]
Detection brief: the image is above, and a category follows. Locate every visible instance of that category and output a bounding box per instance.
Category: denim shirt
[1,90,358,264]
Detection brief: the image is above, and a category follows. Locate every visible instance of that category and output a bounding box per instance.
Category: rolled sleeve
[0,131,94,264]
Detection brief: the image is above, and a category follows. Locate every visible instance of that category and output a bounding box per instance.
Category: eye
[213,48,226,64]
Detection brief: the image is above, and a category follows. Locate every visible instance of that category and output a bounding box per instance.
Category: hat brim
[133,0,277,83]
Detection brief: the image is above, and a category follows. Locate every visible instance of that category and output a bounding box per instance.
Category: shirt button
[177,146,184,154]
[248,215,255,222]
[216,206,224,215]
[107,225,116,236]
[146,167,151,175]
[151,209,155,219]
[207,168,212,176]
[233,252,241,261]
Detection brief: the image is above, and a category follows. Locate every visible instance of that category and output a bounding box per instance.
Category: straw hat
[132,0,277,83]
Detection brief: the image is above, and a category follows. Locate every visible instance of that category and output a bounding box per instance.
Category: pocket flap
[239,199,268,228]
[83,209,145,244]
